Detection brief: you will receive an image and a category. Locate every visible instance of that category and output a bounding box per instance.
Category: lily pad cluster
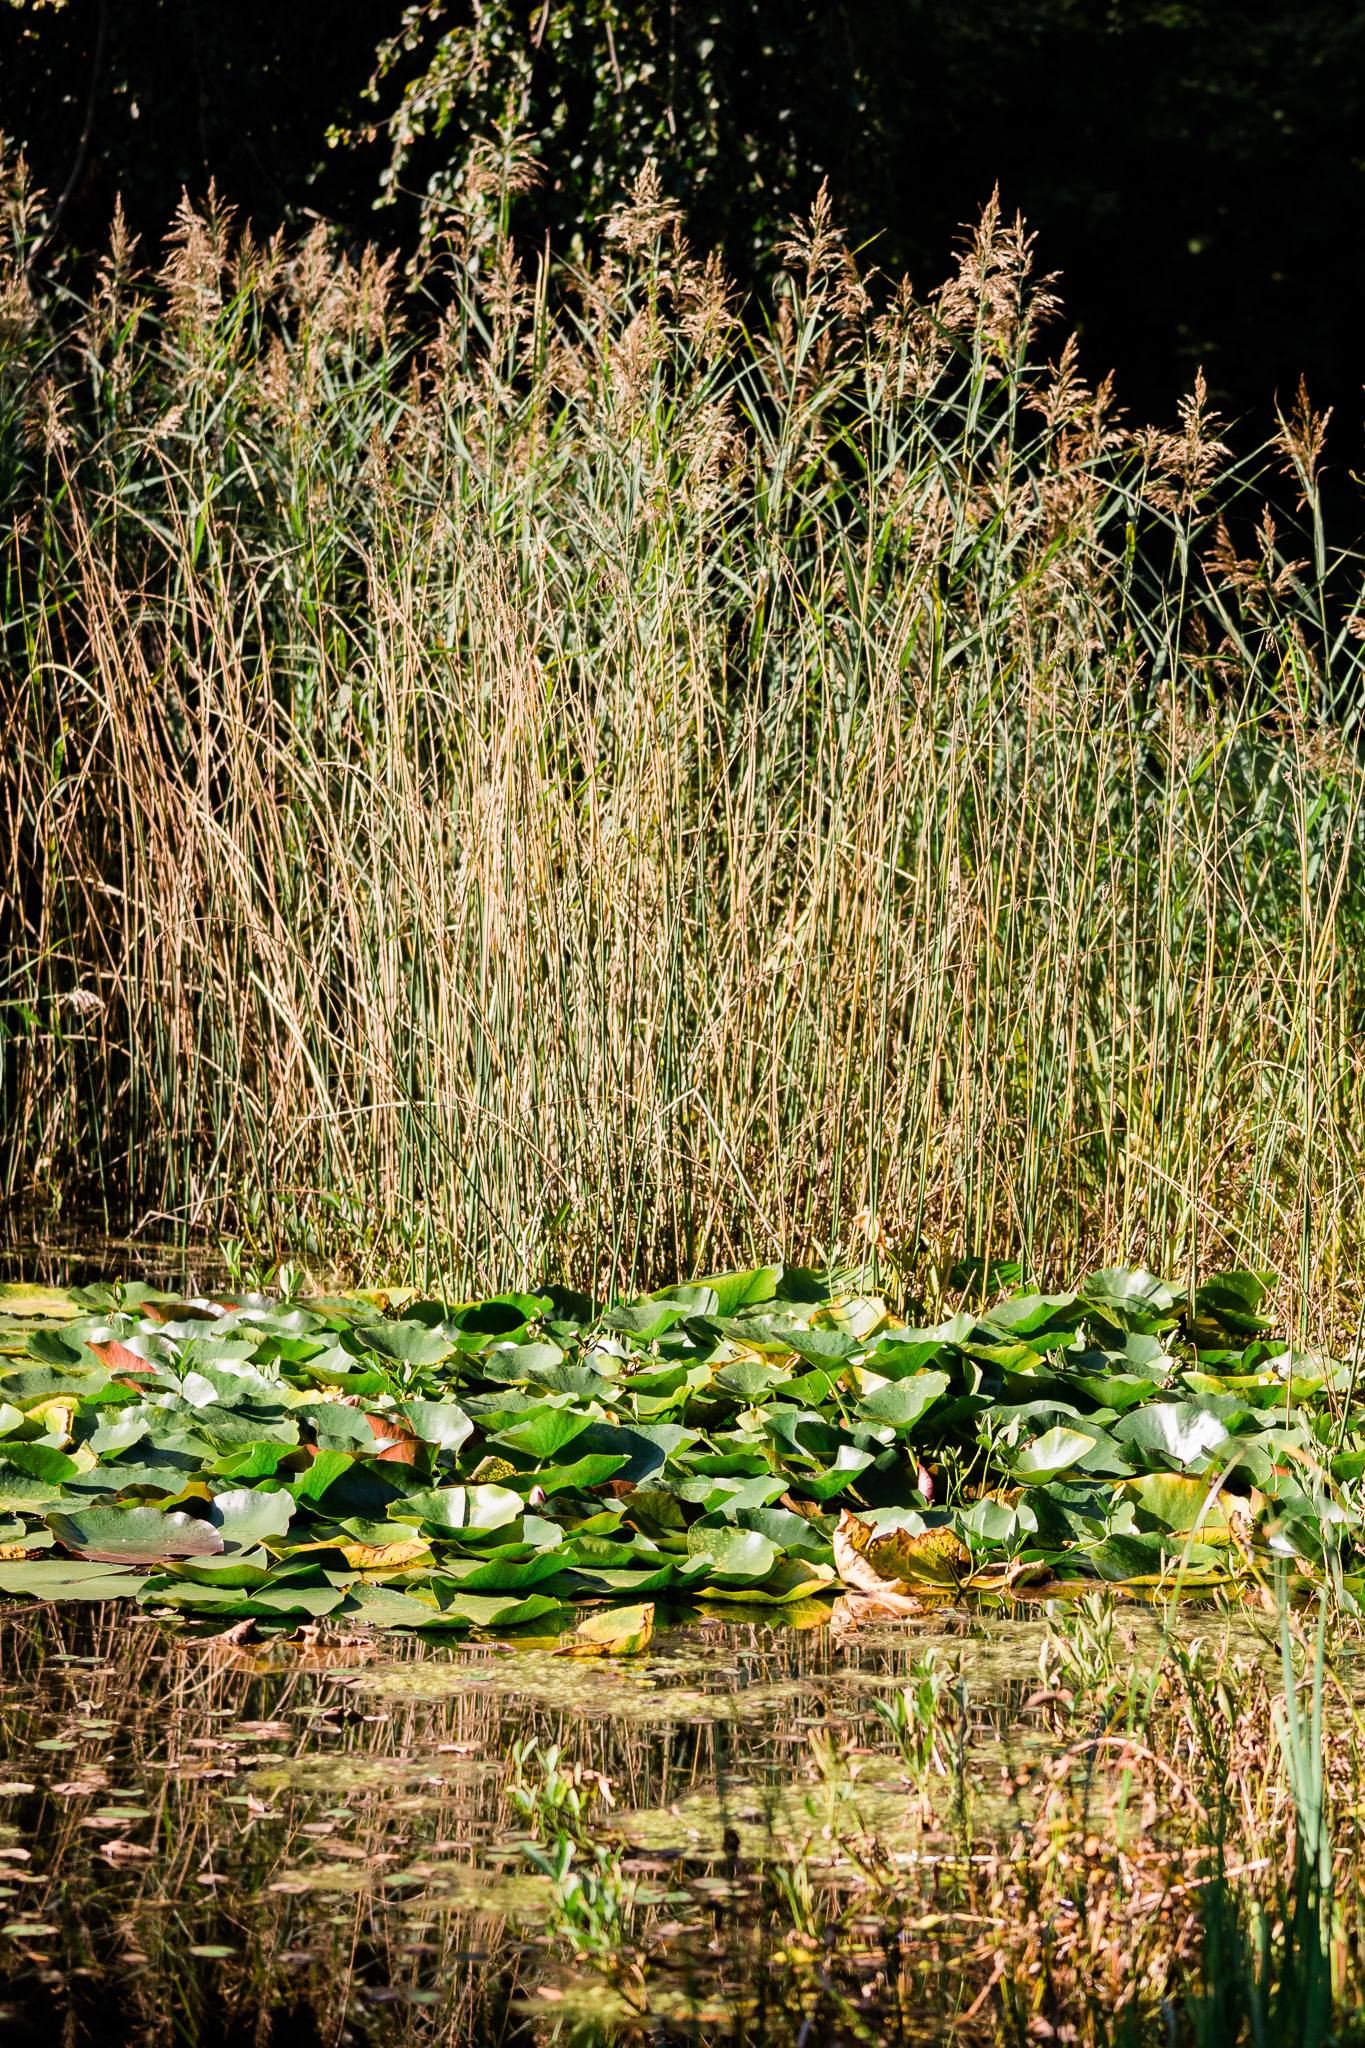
[0,1260,1350,1628]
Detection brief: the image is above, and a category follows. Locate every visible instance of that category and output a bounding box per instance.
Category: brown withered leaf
[830,1591,924,1634]
[214,1619,260,1646]
[362,1413,420,1465]
[553,1601,654,1657]
[833,1508,969,1597]
[962,1556,1054,1595]
[832,1513,924,1611]
[88,1338,158,1387]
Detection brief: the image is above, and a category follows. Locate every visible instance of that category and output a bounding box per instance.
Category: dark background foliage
[4,0,1363,449]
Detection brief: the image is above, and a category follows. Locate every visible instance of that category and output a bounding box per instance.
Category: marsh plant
[506,1736,638,1962]
[4,140,1365,1313]
[868,1646,949,1806]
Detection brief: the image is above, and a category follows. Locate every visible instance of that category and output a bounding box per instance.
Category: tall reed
[4,147,1365,1311]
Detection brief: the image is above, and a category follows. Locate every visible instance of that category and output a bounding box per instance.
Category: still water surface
[0,1597,1149,2045]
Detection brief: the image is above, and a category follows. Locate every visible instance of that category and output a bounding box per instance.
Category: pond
[0,1594,1284,2047]
[0,1251,1354,2043]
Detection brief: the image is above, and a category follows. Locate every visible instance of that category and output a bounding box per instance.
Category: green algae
[349,1649,812,1721]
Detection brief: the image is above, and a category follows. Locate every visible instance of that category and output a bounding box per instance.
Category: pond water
[0,1238,1317,2042]
[0,1595,1245,2047]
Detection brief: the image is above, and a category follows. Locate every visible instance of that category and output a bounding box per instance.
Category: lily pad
[685,1522,778,1582]
[208,1486,295,1545]
[556,1601,654,1655]
[48,1504,225,1564]
[855,1372,950,1433]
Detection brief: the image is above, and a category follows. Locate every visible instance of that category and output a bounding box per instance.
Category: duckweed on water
[0,1596,1357,2043]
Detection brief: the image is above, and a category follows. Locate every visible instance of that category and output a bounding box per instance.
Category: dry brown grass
[4,154,1365,1322]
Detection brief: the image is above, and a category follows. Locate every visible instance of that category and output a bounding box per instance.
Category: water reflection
[0,1597,1224,2045]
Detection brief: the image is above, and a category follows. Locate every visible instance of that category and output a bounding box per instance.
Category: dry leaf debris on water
[0,1260,1349,1630]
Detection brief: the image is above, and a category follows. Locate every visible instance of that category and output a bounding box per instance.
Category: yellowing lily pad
[701,1558,837,1604]
[555,1601,654,1656]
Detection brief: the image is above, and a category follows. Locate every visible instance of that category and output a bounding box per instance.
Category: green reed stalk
[3,157,1365,1308]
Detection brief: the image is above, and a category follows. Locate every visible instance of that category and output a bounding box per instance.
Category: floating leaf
[0,1285,78,1319]
[555,1602,654,1657]
[713,1359,789,1400]
[685,1522,778,1582]
[48,1505,225,1564]
[831,1512,930,1612]
[702,1558,837,1604]
[976,1293,1083,1339]
[855,1372,949,1433]
[787,1444,876,1501]
[1112,1403,1230,1467]
[437,1590,565,1628]
[490,1406,593,1462]
[1124,1473,1240,1537]
[1079,1268,1182,1334]
[1008,1426,1097,1484]
[285,1449,354,1502]
[1,1443,78,1485]
[442,1551,569,1591]
[208,1487,295,1545]
[89,1412,151,1455]
[336,1538,432,1570]
[0,1560,147,1599]
[836,1511,970,1590]
[695,1267,781,1316]
[388,1483,523,1533]
[602,1301,690,1342]
[354,1322,456,1367]
[1193,1271,1276,1340]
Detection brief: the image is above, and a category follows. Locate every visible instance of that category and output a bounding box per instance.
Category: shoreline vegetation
[2,145,1365,1324]
[0,1258,1364,2041]
[0,1256,1355,1627]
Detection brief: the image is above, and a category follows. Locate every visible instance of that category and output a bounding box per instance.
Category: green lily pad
[48,1504,225,1564]
[855,1371,950,1433]
[490,1406,593,1462]
[395,1400,473,1454]
[1079,1268,1182,1334]
[685,1521,778,1581]
[353,1322,456,1367]
[0,1560,147,1599]
[388,1484,523,1533]
[208,1486,295,1544]
[1008,1426,1097,1484]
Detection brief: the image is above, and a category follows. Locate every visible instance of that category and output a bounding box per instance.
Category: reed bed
[4,144,1365,1317]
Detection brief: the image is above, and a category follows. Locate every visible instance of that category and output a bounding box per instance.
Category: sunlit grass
[3,153,1365,1334]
